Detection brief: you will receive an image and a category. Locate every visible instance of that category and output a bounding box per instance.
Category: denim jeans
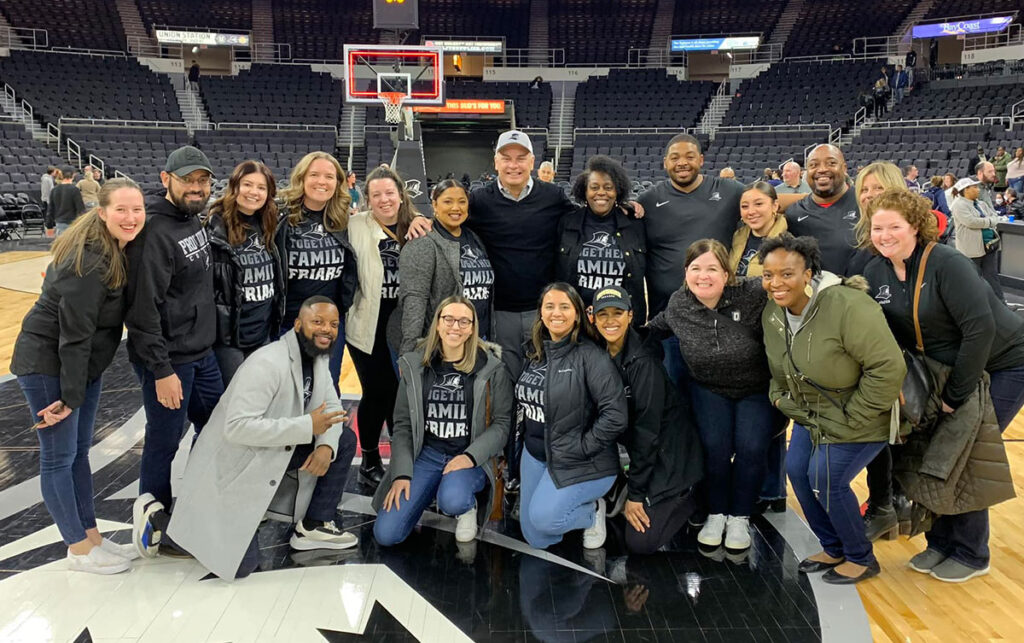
[289,430,358,522]
[279,319,346,396]
[1008,177,1024,196]
[926,364,1024,569]
[760,418,789,501]
[689,383,774,517]
[373,445,486,546]
[134,352,224,508]
[518,449,615,549]
[787,424,885,566]
[18,375,103,545]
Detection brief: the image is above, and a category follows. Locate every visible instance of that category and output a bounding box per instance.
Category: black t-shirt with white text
[285,209,346,322]
[424,362,471,456]
[459,234,494,339]
[517,361,548,462]
[735,233,764,278]
[236,218,276,348]
[378,225,401,327]
[575,209,626,305]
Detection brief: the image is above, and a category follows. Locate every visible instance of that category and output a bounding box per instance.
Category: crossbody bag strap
[783,328,848,411]
[912,242,937,353]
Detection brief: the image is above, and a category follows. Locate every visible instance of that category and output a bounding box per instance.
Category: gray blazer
[167,331,346,580]
[372,342,512,526]
[390,227,493,353]
[951,195,1000,259]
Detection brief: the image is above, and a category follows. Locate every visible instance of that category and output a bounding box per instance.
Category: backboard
[344,44,444,105]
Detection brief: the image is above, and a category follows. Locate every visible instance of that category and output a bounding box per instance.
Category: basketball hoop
[381,92,407,124]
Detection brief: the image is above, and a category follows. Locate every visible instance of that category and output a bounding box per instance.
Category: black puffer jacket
[521,337,628,488]
[207,213,285,348]
[612,329,703,505]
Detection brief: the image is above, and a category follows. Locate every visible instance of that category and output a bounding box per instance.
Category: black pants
[866,445,894,507]
[973,252,1004,301]
[348,319,398,455]
[625,490,696,555]
[213,344,262,388]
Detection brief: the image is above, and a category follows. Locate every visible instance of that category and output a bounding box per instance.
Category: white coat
[167,331,346,580]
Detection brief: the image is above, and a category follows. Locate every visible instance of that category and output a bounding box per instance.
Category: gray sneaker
[908,548,947,574]
[929,558,990,583]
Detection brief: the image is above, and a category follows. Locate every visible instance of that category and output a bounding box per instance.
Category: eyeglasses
[440,315,474,329]
[170,173,212,188]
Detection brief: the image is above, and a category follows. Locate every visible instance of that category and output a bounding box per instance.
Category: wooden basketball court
[1,249,1022,642]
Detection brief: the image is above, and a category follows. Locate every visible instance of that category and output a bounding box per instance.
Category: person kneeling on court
[373,295,512,546]
[132,296,359,579]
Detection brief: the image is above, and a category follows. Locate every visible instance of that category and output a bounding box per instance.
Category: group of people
[13,128,1024,589]
[40,164,104,233]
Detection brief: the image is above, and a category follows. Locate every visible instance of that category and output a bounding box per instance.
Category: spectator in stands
[1007,147,1024,195]
[77,165,100,208]
[188,60,200,91]
[905,48,917,88]
[373,295,512,547]
[637,133,743,389]
[147,297,359,578]
[275,151,356,395]
[769,170,782,186]
[93,167,103,184]
[397,180,493,353]
[992,146,1010,189]
[903,165,920,193]
[347,165,419,488]
[719,167,736,180]
[11,178,146,575]
[207,161,283,386]
[784,145,869,277]
[648,239,772,552]
[346,171,362,213]
[557,155,646,323]
[515,282,626,550]
[775,161,808,195]
[950,177,1004,300]
[967,146,986,176]
[48,166,87,235]
[529,76,543,90]
[943,173,957,205]
[126,146,224,521]
[1004,188,1023,218]
[760,233,904,585]
[975,161,997,208]
[924,176,951,217]
[730,181,788,278]
[861,189,1024,583]
[872,79,888,118]
[892,65,909,104]
[41,166,57,215]
[929,39,939,68]
[591,286,702,555]
[537,161,555,183]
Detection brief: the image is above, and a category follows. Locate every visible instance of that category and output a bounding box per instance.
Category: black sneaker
[604,473,629,519]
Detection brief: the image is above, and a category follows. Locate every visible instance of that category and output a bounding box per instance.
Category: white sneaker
[67,546,131,575]
[455,505,478,543]
[697,513,727,547]
[99,538,140,561]
[582,498,607,549]
[724,516,751,551]
[132,493,165,558]
[290,520,358,551]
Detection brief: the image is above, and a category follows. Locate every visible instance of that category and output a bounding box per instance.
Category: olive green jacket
[762,273,906,445]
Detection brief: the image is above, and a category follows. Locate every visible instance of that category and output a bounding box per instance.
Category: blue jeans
[134,352,224,508]
[760,416,789,501]
[518,449,615,549]
[280,321,345,396]
[787,424,885,566]
[373,445,486,546]
[1008,177,1023,196]
[926,364,1024,569]
[660,336,689,393]
[18,375,103,545]
[689,384,774,516]
[289,431,358,522]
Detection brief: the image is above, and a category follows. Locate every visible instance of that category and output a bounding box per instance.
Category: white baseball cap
[495,130,533,154]
[953,177,980,192]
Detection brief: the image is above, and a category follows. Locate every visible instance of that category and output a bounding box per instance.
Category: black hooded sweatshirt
[125,196,216,378]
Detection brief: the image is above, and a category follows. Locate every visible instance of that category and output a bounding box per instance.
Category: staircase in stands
[765,0,805,55]
[251,0,275,62]
[893,0,936,43]
[698,82,734,139]
[527,0,549,66]
[115,0,158,55]
[338,104,367,170]
[646,0,676,64]
[173,79,212,133]
[0,11,24,47]
[548,82,576,177]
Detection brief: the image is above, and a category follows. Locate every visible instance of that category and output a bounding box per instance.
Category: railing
[963,23,1024,51]
[114,170,132,180]
[1013,99,1024,130]
[59,117,188,129]
[46,122,60,147]
[237,42,292,62]
[49,46,127,58]
[828,127,841,146]
[0,26,49,49]
[126,35,171,58]
[575,126,699,138]
[2,84,16,113]
[783,53,853,63]
[20,99,34,129]
[713,123,832,134]
[490,48,565,67]
[852,36,905,58]
[731,43,783,65]
[215,122,337,134]
[65,138,82,167]
[853,106,867,132]
[863,117,983,128]
[88,155,106,176]
[627,48,671,68]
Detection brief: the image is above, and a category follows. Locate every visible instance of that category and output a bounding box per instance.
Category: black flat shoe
[822,561,881,585]
[798,557,844,574]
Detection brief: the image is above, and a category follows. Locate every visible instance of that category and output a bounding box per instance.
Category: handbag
[899,242,937,428]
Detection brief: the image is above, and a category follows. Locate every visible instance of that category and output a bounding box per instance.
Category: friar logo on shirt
[843,210,858,222]
[709,191,722,202]
[296,224,329,241]
[239,235,265,253]
[582,231,613,249]
[875,285,892,304]
[437,372,463,393]
[461,244,480,261]
[379,239,400,261]
[405,179,423,199]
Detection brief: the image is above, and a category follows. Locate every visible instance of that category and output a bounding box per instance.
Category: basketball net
[381,92,407,124]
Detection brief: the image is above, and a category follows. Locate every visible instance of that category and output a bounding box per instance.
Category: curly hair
[757,232,823,276]
[860,188,939,253]
[570,155,631,208]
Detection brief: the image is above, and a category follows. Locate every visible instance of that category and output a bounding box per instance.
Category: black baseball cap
[165,145,214,177]
[591,285,632,313]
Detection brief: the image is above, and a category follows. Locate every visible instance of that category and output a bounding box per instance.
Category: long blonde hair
[279,151,350,232]
[418,295,481,373]
[51,177,143,289]
[853,161,907,249]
